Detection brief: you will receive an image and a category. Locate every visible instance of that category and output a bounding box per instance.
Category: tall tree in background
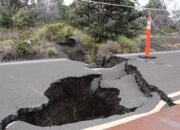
[32,0,63,23]
[0,0,29,28]
[145,0,172,28]
[67,0,142,42]
[13,9,30,37]
[172,10,180,31]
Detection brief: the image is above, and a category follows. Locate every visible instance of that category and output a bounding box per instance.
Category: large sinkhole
[1,74,137,129]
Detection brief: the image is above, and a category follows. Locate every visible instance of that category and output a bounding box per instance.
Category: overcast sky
[64,0,180,10]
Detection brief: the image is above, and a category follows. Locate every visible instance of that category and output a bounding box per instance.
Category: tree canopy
[66,0,142,42]
[0,0,29,27]
[31,0,63,23]
[145,0,171,28]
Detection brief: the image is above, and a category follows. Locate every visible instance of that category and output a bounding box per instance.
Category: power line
[152,20,179,35]
[82,0,180,34]
[85,0,134,8]
[82,0,169,11]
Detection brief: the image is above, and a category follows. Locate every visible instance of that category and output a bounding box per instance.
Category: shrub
[0,40,15,53]
[21,29,34,40]
[0,29,19,41]
[83,43,100,64]
[161,26,175,33]
[0,27,8,32]
[30,27,46,43]
[46,47,58,57]
[82,34,95,45]
[117,36,139,53]
[95,41,121,66]
[98,41,121,54]
[12,9,30,36]
[15,39,35,57]
[44,23,74,41]
[0,12,12,28]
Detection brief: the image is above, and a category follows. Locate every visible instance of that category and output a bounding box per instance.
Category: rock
[97,53,126,68]
[61,46,86,62]
[56,37,80,47]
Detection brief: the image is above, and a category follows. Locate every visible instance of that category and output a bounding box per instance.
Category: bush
[0,29,19,41]
[161,26,175,33]
[101,41,121,54]
[30,27,46,43]
[0,27,8,32]
[20,29,34,40]
[83,43,100,64]
[44,23,74,41]
[0,12,12,28]
[117,36,139,53]
[46,47,58,57]
[82,34,95,45]
[0,40,15,53]
[16,39,35,57]
[12,9,30,33]
[95,41,121,66]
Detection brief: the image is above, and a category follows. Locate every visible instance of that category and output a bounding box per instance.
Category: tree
[67,0,142,42]
[145,0,172,28]
[12,9,30,37]
[31,0,63,23]
[0,0,29,11]
[172,10,180,31]
[0,0,29,28]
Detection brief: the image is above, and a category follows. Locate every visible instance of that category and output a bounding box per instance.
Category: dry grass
[95,41,121,65]
[98,41,121,55]
[45,46,58,57]
[0,31,18,41]
[0,40,15,53]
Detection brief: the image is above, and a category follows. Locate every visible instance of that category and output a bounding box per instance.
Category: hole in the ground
[1,74,138,130]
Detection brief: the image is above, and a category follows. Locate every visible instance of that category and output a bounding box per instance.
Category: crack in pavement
[125,59,175,106]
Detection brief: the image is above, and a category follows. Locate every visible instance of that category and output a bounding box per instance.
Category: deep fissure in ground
[125,59,175,106]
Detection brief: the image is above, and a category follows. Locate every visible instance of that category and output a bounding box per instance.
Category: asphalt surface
[0,59,99,123]
[101,75,148,108]
[0,50,180,130]
[127,52,180,95]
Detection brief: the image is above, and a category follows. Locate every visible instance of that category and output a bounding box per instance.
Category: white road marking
[175,100,180,104]
[0,58,69,66]
[6,122,17,129]
[83,91,180,130]
[169,91,180,98]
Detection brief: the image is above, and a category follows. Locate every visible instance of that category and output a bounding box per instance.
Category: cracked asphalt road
[0,51,180,130]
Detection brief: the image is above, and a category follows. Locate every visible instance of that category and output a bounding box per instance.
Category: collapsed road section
[0,52,180,130]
